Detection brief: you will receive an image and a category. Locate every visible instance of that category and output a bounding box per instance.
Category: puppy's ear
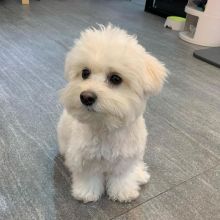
[64,51,73,81]
[144,53,168,95]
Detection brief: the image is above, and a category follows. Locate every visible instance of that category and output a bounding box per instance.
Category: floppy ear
[64,50,74,81]
[144,53,168,95]
[64,39,81,81]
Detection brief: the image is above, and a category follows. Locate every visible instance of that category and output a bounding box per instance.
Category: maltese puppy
[57,25,167,203]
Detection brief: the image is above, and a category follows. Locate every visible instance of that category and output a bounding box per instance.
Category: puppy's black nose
[80,91,97,106]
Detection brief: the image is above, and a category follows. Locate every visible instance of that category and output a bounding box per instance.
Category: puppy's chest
[84,134,120,161]
[71,121,146,163]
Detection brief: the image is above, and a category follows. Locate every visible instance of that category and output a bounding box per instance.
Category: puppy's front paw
[137,170,150,185]
[72,174,104,203]
[108,185,140,202]
[72,186,101,203]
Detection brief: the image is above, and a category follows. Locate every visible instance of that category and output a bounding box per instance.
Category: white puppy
[57,25,167,203]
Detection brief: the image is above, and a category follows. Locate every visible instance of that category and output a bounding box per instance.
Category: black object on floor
[145,0,187,17]
[193,47,220,68]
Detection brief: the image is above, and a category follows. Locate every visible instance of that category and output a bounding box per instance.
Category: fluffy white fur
[57,24,167,203]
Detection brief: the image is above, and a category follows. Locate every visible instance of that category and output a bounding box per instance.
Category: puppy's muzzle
[80,91,97,106]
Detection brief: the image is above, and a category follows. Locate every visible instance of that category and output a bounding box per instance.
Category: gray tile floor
[0,0,220,219]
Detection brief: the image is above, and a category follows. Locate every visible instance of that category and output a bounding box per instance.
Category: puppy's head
[61,25,167,129]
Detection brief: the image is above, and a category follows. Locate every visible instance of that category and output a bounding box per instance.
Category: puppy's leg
[57,110,73,155]
[72,168,104,203]
[107,160,150,202]
[135,161,150,185]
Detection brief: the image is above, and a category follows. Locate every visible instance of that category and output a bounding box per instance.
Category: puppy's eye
[108,74,122,85]
[82,68,91,79]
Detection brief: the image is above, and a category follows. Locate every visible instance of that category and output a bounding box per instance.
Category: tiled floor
[0,0,219,219]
